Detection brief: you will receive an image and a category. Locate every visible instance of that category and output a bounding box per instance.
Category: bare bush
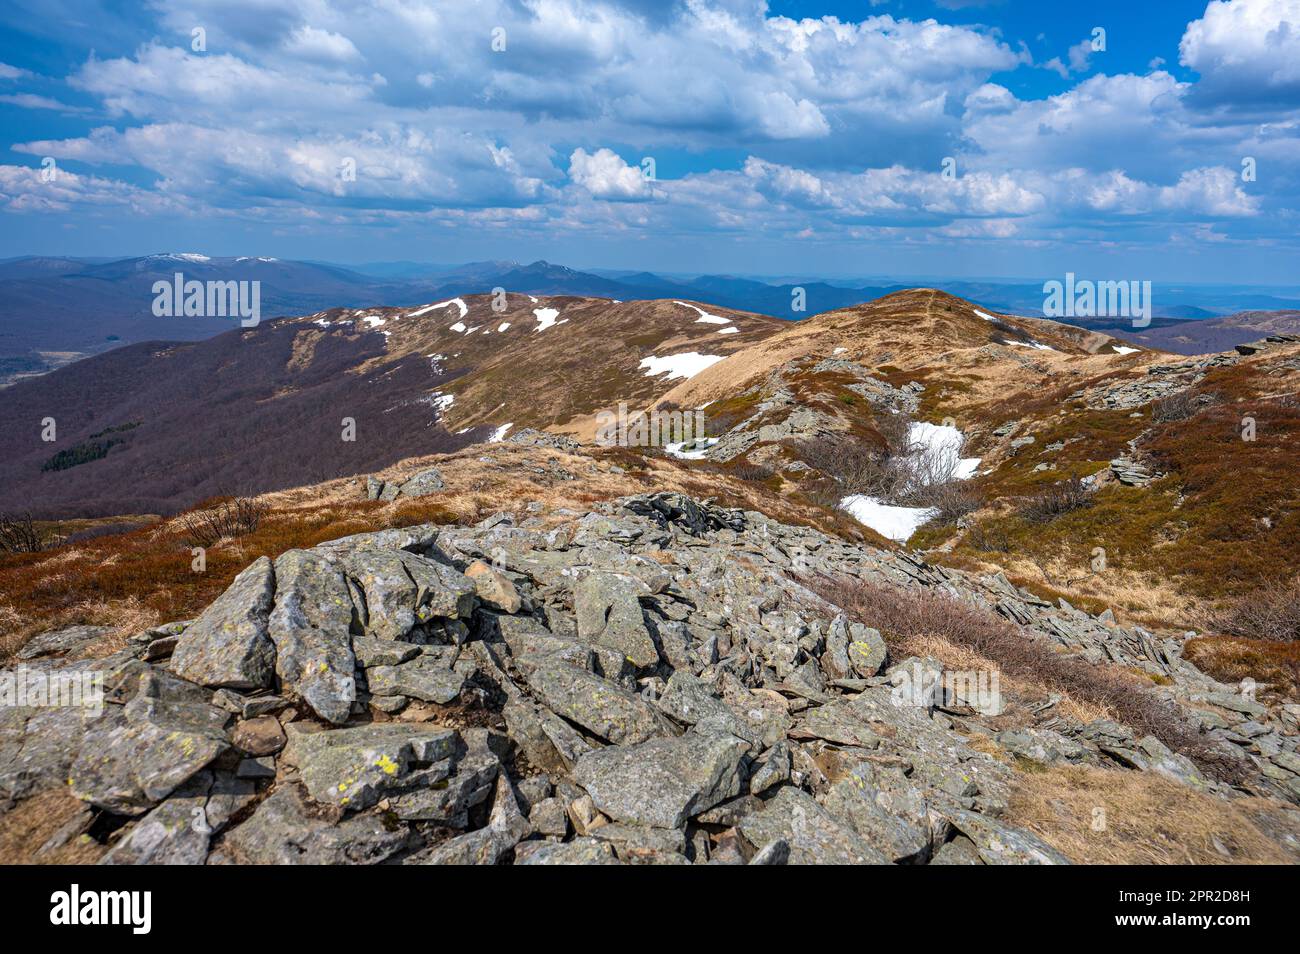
[807,575,1248,785]
[967,521,1011,553]
[1019,477,1092,523]
[1212,579,1300,642]
[0,512,43,554]
[796,436,901,497]
[912,480,983,525]
[1151,389,1204,424]
[178,496,267,548]
[731,462,775,482]
[874,410,914,457]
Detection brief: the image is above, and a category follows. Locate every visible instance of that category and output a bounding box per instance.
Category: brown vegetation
[1006,764,1293,864]
[808,575,1247,784]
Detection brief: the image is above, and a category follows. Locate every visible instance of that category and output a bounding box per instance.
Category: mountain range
[4,254,1300,386]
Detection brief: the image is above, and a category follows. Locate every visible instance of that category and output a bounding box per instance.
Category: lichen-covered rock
[213,785,416,865]
[171,557,276,691]
[738,787,889,864]
[524,664,669,745]
[267,549,356,724]
[943,808,1071,865]
[574,572,659,669]
[69,669,231,815]
[398,467,446,497]
[281,723,460,812]
[574,731,750,829]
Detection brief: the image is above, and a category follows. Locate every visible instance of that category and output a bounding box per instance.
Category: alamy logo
[890,666,1002,715]
[152,272,261,327]
[595,402,706,448]
[1042,272,1151,328]
[0,667,103,715]
[49,884,151,934]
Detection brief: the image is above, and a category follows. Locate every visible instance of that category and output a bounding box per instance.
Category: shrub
[731,462,775,482]
[177,496,268,548]
[1211,578,1300,642]
[1019,477,1092,523]
[0,512,43,553]
[1151,390,1207,424]
[796,435,900,497]
[913,480,982,525]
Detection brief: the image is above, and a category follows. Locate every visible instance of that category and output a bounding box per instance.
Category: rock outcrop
[5,491,1299,864]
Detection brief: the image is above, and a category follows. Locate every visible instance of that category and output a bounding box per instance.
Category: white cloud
[1181,0,1300,106]
[568,148,654,200]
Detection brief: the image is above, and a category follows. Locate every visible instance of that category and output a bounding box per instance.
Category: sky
[1,0,1298,282]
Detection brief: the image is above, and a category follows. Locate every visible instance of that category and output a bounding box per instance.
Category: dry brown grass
[0,789,105,864]
[809,575,1248,784]
[1006,763,1295,864]
[1184,636,1300,698]
[906,632,1114,724]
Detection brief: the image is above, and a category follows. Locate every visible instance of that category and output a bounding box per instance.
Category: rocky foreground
[4,491,1299,864]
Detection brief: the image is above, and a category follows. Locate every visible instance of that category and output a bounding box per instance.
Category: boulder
[171,557,276,690]
[574,731,750,829]
[267,550,356,724]
[574,572,659,669]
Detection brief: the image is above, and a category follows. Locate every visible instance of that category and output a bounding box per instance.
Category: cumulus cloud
[1181,0,1300,107]
[568,148,655,200]
[0,0,1294,260]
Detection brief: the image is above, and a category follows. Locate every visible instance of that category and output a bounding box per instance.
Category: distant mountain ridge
[3,254,1300,384]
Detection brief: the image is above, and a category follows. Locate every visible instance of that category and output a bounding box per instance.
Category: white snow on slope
[840,496,938,543]
[449,322,467,333]
[665,437,720,460]
[639,352,726,380]
[359,315,386,328]
[489,423,513,442]
[840,421,980,542]
[430,393,454,413]
[1007,339,1055,351]
[907,421,981,482]
[974,309,998,322]
[410,298,468,319]
[533,307,561,332]
[1113,345,1139,355]
[718,326,739,334]
[674,300,730,324]
[497,322,511,332]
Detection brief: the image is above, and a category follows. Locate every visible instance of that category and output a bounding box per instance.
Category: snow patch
[639,352,726,380]
[839,496,938,543]
[1113,345,1139,355]
[1007,339,1055,352]
[449,322,467,333]
[833,347,847,354]
[533,307,561,332]
[974,309,998,322]
[907,421,981,482]
[674,300,730,324]
[488,423,513,442]
[359,314,386,328]
[718,326,739,334]
[410,298,468,319]
[664,437,719,460]
[497,322,511,332]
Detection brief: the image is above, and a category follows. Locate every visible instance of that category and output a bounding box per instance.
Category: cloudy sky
[1,0,1298,281]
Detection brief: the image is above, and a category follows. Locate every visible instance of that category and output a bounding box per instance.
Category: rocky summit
[6,490,1299,865]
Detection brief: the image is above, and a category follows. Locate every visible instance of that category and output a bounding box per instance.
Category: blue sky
[1,0,1298,281]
